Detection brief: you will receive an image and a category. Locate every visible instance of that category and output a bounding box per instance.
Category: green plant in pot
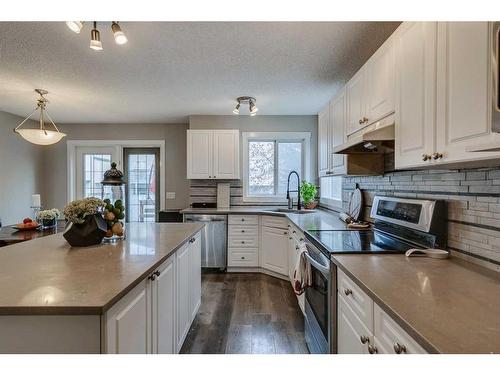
[300,180,318,209]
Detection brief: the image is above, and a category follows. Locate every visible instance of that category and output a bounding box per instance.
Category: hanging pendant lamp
[14,89,66,146]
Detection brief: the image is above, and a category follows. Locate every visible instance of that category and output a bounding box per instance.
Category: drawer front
[373,304,427,354]
[228,232,259,248]
[228,215,259,225]
[261,215,288,229]
[228,248,258,266]
[338,269,374,329]
[228,225,258,238]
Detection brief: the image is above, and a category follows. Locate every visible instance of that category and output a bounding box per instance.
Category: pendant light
[233,96,258,116]
[66,21,84,34]
[14,89,66,146]
[90,22,103,51]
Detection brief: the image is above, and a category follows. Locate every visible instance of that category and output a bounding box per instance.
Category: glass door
[75,146,120,199]
[123,148,160,222]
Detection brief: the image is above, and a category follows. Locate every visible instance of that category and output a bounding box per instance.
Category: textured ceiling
[0,22,400,123]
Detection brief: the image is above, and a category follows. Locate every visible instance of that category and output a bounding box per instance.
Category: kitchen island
[0,222,204,354]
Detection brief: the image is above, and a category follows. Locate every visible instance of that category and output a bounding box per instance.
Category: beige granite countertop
[0,222,203,315]
[181,206,356,232]
[331,254,500,354]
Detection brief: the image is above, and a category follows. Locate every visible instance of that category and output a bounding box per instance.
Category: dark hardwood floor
[180,272,309,354]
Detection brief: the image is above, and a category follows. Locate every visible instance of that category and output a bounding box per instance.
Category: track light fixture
[233,96,259,116]
[66,21,128,51]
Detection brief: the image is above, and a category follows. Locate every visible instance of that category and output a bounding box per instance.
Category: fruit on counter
[117,211,125,220]
[23,217,33,224]
[115,199,123,209]
[105,229,113,237]
[104,210,115,221]
[104,199,111,204]
[17,220,39,229]
[111,222,124,236]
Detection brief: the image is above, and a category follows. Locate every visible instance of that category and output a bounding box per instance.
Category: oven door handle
[304,251,330,275]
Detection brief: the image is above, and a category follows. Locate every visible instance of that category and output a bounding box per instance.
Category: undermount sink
[267,208,315,214]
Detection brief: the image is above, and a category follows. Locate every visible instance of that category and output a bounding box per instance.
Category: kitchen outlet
[166,192,176,200]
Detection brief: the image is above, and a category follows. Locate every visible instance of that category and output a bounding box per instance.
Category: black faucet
[286,171,301,210]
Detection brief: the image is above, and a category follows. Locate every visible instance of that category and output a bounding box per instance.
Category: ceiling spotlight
[66,21,83,34]
[233,96,258,116]
[232,101,240,115]
[249,99,259,114]
[90,22,103,51]
[112,22,128,45]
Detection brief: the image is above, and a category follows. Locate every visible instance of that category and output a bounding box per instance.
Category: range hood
[334,113,395,154]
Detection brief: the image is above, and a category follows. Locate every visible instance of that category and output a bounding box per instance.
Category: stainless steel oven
[303,241,335,354]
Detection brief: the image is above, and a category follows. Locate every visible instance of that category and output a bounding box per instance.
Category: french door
[123,148,160,222]
[75,146,120,200]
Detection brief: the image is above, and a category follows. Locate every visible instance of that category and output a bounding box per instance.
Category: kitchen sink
[266,208,315,214]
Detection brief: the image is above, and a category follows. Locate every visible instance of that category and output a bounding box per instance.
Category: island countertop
[0,222,203,315]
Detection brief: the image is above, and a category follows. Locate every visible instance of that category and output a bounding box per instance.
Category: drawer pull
[360,335,370,344]
[241,218,245,221]
[240,256,246,260]
[241,230,245,233]
[368,344,378,354]
[241,241,245,244]
[393,342,407,354]
[283,231,288,235]
[344,288,353,296]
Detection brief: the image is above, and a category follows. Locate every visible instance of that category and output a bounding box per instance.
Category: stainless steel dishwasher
[184,214,227,269]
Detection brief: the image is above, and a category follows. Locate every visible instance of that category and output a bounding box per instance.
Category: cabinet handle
[283,231,288,235]
[422,154,431,161]
[363,117,369,123]
[432,152,443,160]
[213,176,216,178]
[153,270,160,277]
[289,237,292,240]
[241,230,245,233]
[189,237,195,243]
[241,256,246,260]
[299,238,304,242]
[344,288,353,296]
[368,344,378,354]
[241,241,245,244]
[359,118,364,125]
[293,230,296,234]
[241,218,245,221]
[360,335,370,344]
[148,274,156,281]
[393,342,407,354]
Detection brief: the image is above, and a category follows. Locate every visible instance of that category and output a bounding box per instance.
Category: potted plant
[300,180,318,210]
[36,208,60,229]
[63,197,107,247]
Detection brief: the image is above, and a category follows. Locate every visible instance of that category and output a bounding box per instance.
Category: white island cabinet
[105,231,201,354]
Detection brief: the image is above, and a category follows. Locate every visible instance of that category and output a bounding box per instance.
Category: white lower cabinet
[105,232,201,354]
[260,225,289,276]
[337,270,427,354]
[338,296,372,354]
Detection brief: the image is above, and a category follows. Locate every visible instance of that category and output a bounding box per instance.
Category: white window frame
[67,140,166,210]
[242,132,311,203]
[319,176,343,212]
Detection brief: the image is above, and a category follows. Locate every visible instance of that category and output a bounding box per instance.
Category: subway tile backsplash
[343,166,500,272]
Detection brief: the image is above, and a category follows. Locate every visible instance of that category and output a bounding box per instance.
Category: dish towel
[293,242,312,295]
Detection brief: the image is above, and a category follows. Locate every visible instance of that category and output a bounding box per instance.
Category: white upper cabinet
[435,22,500,163]
[331,88,347,174]
[366,37,396,123]
[318,103,331,177]
[187,129,240,179]
[187,130,213,179]
[395,22,438,169]
[346,67,368,136]
[213,130,240,179]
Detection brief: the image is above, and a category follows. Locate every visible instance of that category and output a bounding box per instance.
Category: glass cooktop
[305,230,416,254]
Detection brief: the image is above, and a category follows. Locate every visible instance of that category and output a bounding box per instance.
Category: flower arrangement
[300,180,318,209]
[36,208,60,221]
[63,197,105,224]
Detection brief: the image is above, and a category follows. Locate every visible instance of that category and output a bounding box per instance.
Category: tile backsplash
[189,179,286,206]
[343,167,500,271]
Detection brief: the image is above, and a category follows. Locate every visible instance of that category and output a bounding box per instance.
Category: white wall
[0,111,45,225]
